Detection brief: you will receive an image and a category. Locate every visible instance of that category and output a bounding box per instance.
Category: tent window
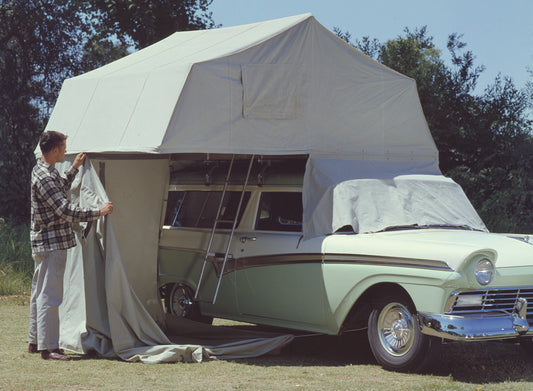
[256,192,302,232]
[164,191,250,229]
[242,64,304,119]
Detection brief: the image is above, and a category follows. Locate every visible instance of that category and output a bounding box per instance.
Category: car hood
[322,229,533,271]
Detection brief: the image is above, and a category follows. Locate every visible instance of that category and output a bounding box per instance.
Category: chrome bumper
[419,298,530,341]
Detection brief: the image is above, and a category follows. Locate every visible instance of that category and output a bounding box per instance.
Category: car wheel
[367,297,433,372]
[167,283,213,324]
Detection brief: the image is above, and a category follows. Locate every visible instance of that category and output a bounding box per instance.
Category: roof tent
[45,13,438,160]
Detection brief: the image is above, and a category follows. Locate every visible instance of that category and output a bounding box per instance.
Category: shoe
[29,344,65,354]
[41,349,69,361]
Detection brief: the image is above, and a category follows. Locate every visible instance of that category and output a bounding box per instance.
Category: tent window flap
[242,64,304,120]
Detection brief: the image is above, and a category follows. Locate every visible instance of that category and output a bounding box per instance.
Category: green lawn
[1,295,533,390]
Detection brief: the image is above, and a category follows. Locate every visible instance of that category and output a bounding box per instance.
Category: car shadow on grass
[65,321,533,383]
[231,328,533,383]
[423,340,533,383]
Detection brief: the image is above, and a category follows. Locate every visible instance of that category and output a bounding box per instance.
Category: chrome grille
[448,287,533,321]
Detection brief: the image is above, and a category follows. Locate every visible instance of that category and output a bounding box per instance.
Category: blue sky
[210,0,532,93]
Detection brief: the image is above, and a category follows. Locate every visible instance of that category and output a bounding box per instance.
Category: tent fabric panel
[308,21,437,158]
[99,158,169,323]
[77,14,313,80]
[159,61,237,152]
[46,68,190,155]
[114,66,191,152]
[45,78,99,146]
[74,74,149,150]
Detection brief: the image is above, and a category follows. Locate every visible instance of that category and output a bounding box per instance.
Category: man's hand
[99,202,114,216]
[72,153,87,169]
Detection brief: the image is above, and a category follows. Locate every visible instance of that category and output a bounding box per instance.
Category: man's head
[39,131,67,163]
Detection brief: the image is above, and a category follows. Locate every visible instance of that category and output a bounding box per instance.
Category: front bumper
[419,298,530,341]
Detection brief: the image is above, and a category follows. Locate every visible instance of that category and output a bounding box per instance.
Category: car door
[160,188,251,315]
[234,191,329,327]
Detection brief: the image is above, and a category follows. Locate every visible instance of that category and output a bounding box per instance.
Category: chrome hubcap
[171,285,193,317]
[377,303,415,356]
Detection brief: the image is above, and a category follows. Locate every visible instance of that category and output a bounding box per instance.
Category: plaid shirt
[30,160,101,253]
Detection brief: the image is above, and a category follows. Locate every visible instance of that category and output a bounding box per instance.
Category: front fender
[322,263,455,332]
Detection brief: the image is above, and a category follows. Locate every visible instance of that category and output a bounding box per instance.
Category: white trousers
[28,250,67,351]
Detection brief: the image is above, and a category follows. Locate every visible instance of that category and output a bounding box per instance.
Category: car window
[256,192,302,232]
[164,191,250,229]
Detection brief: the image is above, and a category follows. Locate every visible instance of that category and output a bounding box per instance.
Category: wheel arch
[341,282,415,332]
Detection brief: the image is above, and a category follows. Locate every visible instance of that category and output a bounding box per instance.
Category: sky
[210,0,533,93]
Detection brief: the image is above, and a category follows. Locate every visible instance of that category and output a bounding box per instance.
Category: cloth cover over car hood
[303,155,487,237]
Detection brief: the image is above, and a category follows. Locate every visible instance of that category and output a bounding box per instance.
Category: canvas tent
[46,13,438,159]
[40,13,485,362]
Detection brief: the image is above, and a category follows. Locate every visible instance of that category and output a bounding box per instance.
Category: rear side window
[256,192,302,232]
[164,191,250,229]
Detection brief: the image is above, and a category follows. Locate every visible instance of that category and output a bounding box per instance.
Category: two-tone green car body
[158,157,533,371]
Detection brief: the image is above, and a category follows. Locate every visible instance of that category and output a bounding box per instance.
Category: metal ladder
[194,154,255,304]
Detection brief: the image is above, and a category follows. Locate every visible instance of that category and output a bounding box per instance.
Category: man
[28,130,113,361]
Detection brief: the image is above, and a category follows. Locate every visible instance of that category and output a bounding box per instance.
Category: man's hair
[39,131,67,154]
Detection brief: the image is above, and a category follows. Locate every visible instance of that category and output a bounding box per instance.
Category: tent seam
[117,74,150,148]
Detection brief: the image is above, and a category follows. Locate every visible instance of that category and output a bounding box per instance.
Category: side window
[164,191,250,229]
[256,192,302,232]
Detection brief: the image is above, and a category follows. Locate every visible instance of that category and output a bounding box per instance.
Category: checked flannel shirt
[30,160,101,253]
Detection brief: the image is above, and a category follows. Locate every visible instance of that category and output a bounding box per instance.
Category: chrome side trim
[325,253,452,271]
[158,247,452,272]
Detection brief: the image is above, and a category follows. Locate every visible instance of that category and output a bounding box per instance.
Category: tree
[0,0,215,223]
[0,0,91,222]
[449,76,533,232]
[87,0,215,49]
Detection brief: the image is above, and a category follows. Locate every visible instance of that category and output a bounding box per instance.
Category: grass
[0,218,32,295]
[0,264,31,296]
[2,296,533,390]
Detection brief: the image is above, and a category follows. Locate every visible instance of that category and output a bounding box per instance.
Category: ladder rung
[215,219,234,224]
[205,254,233,262]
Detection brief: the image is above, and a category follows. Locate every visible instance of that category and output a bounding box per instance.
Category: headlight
[475,258,494,285]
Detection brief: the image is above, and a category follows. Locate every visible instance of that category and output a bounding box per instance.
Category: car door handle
[239,236,257,243]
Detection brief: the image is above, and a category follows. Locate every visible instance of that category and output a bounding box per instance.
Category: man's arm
[37,176,111,223]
